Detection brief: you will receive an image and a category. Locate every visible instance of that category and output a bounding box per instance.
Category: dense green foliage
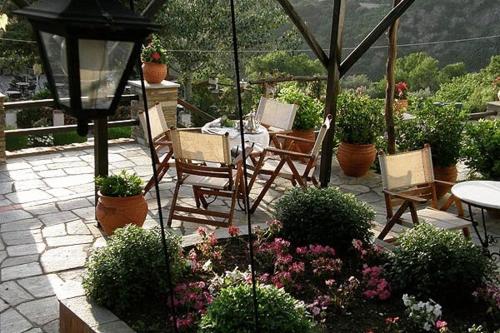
[108,126,132,140]
[388,223,495,305]
[52,132,87,146]
[246,51,324,80]
[199,283,316,333]
[83,226,185,318]
[462,119,500,180]
[436,56,499,113]
[397,99,467,167]
[95,170,143,197]
[336,92,384,144]
[275,187,374,254]
[395,52,441,91]
[278,84,323,130]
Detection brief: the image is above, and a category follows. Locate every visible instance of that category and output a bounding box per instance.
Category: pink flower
[197,227,207,237]
[385,316,399,325]
[363,290,378,299]
[296,246,308,255]
[436,320,448,329]
[228,226,240,237]
[151,51,161,60]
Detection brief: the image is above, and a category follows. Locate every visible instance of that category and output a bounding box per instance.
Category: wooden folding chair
[255,97,298,147]
[138,103,175,194]
[377,144,471,242]
[167,130,244,227]
[248,115,332,213]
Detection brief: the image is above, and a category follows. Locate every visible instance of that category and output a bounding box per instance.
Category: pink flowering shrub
[362,265,391,301]
[171,281,212,331]
[473,282,500,319]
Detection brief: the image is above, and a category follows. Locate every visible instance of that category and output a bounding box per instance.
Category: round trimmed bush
[274,187,374,254]
[83,225,185,317]
[388,223,495,305]
[199,283,315,333]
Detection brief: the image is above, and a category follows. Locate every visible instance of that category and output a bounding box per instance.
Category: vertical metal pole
[319,0,346,187]
[94,118,108,215]
[229,0,260,331]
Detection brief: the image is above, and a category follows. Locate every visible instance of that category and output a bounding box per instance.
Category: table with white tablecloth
[201,118,269,149]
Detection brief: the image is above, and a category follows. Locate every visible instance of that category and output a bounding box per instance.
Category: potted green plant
[278,84,323,152]
[397,99,467,197]
[462,119,500,217]
[95,170,147,235]
[336,92,384,177]
[141,34,168,84]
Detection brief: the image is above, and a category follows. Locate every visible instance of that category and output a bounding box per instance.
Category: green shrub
[108,126,132,139]
[199,283,316,333]
[337,92,384,145]
[274,187,374,254]
[83,225,185,318]
[53,132,87,145]
[5,126,28,150]
[95,170,143,197]
[278,84,323,130]
[462,119,500,180]
[397,98,467,167]
[388,223,495,305]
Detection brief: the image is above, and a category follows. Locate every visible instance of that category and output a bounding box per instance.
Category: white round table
[201,118,269,149]
[451,181,500,257]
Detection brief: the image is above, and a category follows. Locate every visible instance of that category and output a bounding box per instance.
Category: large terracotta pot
[142,62,167,84]
[96,192,148,236]
[286,129,315,154]
[337,142,377,177]
[433,165,458,198]
[394,99,408,113]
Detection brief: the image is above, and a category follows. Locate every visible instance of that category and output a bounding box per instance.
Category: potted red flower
[141,35,168,84]
[394,81,409,112]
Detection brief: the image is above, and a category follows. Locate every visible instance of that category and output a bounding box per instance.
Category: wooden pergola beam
[141,0,167,19]
[319,0,346,187]
[340,0,416,77]
[275,0,329,68]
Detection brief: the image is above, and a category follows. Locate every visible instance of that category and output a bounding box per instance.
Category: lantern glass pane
[40,32,70,107]
[78,39,134,110]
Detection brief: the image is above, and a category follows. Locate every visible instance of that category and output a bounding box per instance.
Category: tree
[245,51,324,80]
[395,52,440,91]
[156,0,296,101]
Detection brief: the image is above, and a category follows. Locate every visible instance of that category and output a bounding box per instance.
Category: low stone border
[59,296,135,333]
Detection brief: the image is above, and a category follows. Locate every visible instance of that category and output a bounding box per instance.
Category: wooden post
[319,0,346,187]
[384,0,401,155]
[0,93,5,164]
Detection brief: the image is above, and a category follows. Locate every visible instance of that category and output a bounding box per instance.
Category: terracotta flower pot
[96,192,148,236]
[394,99,408,113]
[142,62,167,84]
[433,165,458,198]
[286,129,316,155]
[337,142,377,177]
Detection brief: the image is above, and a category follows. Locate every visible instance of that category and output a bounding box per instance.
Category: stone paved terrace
[0,142,499,333]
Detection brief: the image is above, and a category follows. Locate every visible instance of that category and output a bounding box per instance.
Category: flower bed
[82,188,499,333]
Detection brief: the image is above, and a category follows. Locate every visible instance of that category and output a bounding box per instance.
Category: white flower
[433,304,442,317]
[423,323,432,331]
[402,294,411,306]
[202,259,213,271]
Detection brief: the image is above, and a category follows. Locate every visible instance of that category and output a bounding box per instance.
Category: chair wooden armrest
[264,147,312,159]
[383,189,428,203]
[275,134,315,143]
[176,127,202,132]
[434,179,456,186]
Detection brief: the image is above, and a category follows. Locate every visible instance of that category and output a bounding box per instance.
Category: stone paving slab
[0,142,498,333]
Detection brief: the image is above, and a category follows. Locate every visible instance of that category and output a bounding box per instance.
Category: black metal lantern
[15,0,157,135]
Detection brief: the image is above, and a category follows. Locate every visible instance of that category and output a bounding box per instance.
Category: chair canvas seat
[400,208,471,230]
[259,158,311,178]
[182,174,234,190]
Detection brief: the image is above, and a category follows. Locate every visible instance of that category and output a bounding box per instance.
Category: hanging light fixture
[15,0,157,135]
